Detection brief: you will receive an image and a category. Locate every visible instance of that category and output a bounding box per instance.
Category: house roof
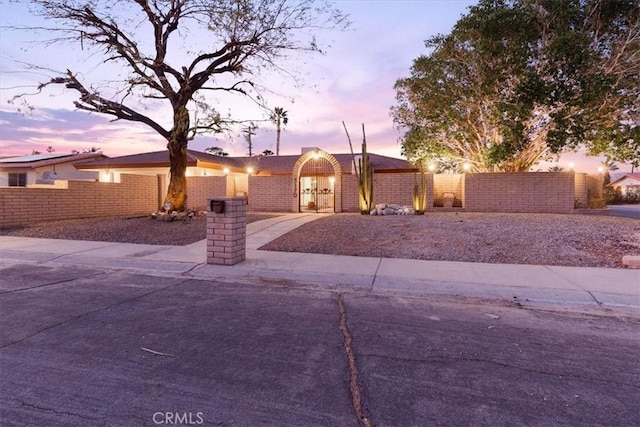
[75,150,245,172]
[610,173,640,186]
[234,153,417,174]
[0,152,107,169]
[75,149,417,174]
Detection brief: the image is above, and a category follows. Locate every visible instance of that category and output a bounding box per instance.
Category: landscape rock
[370,203,416,215]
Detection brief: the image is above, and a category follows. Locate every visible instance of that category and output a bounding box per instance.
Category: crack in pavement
[337,293,371,427]
[0,271,110,295]
[586,291,604,307]
[0,277,80,295]
[0,278,191,350]
[18,399,99,422]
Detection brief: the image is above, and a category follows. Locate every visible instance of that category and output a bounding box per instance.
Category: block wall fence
[247,176,295,212]
[246,172,588,214]
[0,174,159,228]
[186,176,227,211]
[0,171,594,228]
[464,172,576,213]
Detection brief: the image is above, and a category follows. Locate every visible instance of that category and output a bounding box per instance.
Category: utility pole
[243,123,257,156]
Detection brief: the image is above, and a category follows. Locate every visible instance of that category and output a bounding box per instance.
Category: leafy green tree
[204,146,229,157]
[10,0,348,210]
[392,0,639,172]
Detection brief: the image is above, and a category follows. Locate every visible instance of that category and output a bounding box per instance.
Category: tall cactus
[413,163,427,214]
[344,122,374,214]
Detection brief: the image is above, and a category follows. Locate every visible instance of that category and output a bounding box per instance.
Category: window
[8,173,27,187]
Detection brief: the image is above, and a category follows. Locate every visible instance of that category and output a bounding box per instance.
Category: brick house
[75,147,418,213]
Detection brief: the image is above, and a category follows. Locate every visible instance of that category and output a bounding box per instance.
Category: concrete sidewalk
[1,213,638,312]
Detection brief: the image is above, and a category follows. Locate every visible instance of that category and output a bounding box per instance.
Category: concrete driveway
[1,262,638,426]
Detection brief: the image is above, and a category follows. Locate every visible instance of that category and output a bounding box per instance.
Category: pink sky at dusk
[0,1,625,173]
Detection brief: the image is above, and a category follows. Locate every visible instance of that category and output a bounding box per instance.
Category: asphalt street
[1,262,638,426]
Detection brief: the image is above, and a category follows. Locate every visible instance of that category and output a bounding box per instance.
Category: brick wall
[373,173,416,207]
[186,176,227,211]
[247,175,295,212]
[574,173,588,208]
[433,174,465,202]
[341,174,360,212]
[0,174,159,228]
[464,172,575,213]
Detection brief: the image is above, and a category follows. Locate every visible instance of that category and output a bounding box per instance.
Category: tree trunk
[164,106,190,211]
[276,126,281,156]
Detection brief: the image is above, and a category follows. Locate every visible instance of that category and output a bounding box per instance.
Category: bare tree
[242,123,257,156]
[9,0,348,210]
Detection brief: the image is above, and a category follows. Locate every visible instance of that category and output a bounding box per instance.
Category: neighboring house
[0,152,107,187]
[609,173,640,194]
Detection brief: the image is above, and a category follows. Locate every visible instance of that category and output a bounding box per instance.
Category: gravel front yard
[260,212,640,269]
[0,214,279,246]
[2,212,638,268]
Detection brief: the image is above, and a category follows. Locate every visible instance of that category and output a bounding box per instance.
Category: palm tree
[602,158,619,184]
[270,107,288,156]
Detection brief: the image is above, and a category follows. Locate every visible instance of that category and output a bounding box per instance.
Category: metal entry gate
[299,157,335,213]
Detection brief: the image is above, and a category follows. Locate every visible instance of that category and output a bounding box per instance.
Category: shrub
[604,185,623,204]
[604,185,640,204]
[623,187,640,204]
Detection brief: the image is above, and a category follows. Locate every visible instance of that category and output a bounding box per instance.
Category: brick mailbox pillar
[206,197,247,265]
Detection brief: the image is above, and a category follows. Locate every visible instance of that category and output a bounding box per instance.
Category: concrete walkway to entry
[1,213,638,313]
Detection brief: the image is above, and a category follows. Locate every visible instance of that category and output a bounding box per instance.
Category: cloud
[0,108,166,156]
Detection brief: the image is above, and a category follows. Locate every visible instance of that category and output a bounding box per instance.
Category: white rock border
[370,203,415,215]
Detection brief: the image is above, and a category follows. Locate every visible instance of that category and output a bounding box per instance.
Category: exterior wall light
[428,164,436,172]
[463,163,471,172]
[246,167,254,175]
[223,167,230,175]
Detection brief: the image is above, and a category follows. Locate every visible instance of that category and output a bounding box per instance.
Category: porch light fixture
[246,167,254,175]
[428,164,436,172]
[223,167,230,175]
[463,163,471,172]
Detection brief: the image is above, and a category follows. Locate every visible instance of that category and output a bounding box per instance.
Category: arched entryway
[292,150,342,213]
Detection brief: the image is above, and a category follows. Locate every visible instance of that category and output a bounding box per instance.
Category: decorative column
[206,197,247,265]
